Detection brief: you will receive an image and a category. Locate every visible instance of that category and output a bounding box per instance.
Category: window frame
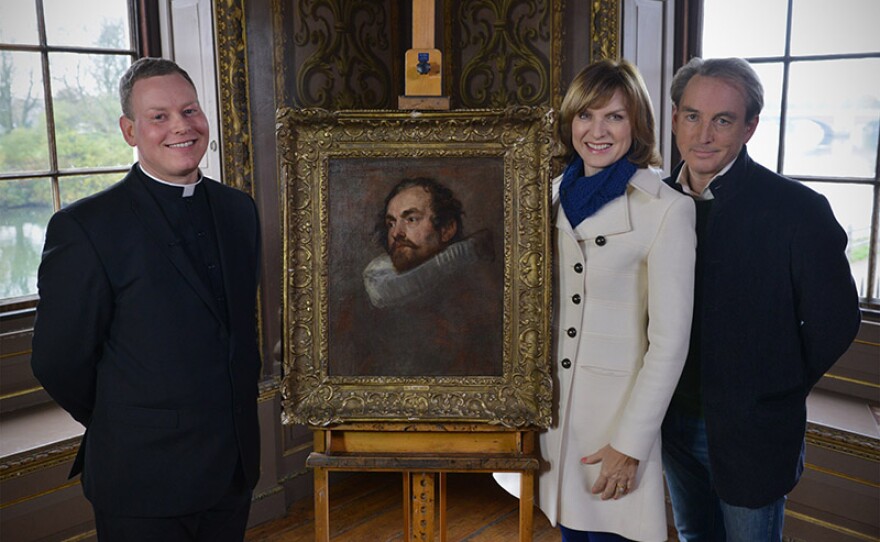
[0,0,150,310]
[679,0,880,306]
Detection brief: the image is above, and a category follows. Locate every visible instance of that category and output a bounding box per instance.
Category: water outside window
[0,180,53,299]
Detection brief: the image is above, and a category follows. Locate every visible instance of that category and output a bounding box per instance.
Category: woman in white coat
[496,60,696,541]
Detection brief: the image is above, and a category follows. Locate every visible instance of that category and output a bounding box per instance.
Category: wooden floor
[245,471,562,542]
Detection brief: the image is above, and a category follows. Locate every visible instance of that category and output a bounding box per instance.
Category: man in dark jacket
[31,58,262,541]
[661,57,860,542]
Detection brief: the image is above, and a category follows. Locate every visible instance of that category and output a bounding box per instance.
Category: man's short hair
[559,58,661,169]
[119,57,197,119]
[671,57,765,121]
[375,177,465,252]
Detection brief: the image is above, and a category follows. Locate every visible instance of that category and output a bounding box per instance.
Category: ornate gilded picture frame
[279,107,555,427]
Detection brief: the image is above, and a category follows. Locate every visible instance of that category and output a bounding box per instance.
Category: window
[702,0,880,304]
[0,0,136,302]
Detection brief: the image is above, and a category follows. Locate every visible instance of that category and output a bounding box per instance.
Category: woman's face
[571,89,633,176]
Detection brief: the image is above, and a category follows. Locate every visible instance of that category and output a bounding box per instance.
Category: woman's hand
[582,444,639,500]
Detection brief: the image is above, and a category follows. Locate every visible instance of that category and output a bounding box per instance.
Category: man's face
[119,73,209,185]
[385,186,456,272]
[672,75,759,188]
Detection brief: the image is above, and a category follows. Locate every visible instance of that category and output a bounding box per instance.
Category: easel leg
[519,471,534,542]
[411,472,435,541]
[314,467,330,542]
[403,472,412,540]
[439,472,447,542]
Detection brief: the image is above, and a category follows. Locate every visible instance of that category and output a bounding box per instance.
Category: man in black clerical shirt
[31,58,262,542]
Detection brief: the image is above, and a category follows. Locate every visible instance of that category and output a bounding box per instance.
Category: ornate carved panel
[253,0,622,111]
[290,0,399,109]
[216,1,622,184]
[448,0,564,109]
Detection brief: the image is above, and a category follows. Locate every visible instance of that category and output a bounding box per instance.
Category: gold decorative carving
[0,438,80,481]
[453,0,553,107]
[292,1,394,109]
[258,375,281,403]
[590,0,620,62]
[806,422,880,462]
[235,0,594,112]
[550,0,564,109]
[452,0,563,108]
[214,0,255,196]
[278,107,555,427]
[272,0,289,106]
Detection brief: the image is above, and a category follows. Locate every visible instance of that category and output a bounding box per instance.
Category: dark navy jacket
[665,146,860,507]
[31,166,262,517]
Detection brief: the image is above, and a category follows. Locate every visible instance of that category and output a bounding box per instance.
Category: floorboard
[245,472,561,542]
[246,471,679,541]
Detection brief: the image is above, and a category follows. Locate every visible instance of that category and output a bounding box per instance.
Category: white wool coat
[496,167,695,541]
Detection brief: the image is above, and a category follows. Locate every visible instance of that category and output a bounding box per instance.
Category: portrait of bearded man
[328,174,504,378]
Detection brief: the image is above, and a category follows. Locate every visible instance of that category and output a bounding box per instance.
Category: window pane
[806,182,877,298]
[746,63,784,171]
[702,0,788,58]
[43,0,131,50]
[791,0,880,56]
[783,59,880,179]
[0,2,38,45]
[50,52,133,170]
[0,178,54,298]
[60,173,122,208]
[0,51,49,173]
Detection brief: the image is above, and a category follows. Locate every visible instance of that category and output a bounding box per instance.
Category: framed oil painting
[279,107,555,427]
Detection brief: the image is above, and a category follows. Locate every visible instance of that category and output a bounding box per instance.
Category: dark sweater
[669,197,713,415]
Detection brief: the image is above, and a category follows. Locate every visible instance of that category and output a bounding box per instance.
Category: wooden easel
[307,423,540,541]
[399,0,450,110]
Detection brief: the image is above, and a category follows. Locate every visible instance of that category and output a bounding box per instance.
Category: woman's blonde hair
[558,59,661,168]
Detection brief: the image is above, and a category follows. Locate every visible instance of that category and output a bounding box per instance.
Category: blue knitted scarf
[559,154,637,228]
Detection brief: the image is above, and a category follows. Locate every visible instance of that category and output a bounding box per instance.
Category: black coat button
[561,358,572,369]
[567,327,577,337]
[595,235,606,246]
[574,263,583,273]
[572,294,581,304]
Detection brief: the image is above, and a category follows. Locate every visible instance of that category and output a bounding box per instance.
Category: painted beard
[389,239,423,272]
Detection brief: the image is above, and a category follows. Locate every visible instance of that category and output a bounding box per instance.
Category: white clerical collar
[138,164,203,197]
[676,157,737,201]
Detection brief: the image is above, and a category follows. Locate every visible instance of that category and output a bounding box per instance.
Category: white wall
[622,0,676,175]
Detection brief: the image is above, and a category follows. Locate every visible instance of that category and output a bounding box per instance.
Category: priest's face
[119,73,208,185]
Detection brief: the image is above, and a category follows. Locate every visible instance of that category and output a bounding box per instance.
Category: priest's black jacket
[31,165,262,517]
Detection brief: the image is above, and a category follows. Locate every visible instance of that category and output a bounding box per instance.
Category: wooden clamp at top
[400,0,450,110]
